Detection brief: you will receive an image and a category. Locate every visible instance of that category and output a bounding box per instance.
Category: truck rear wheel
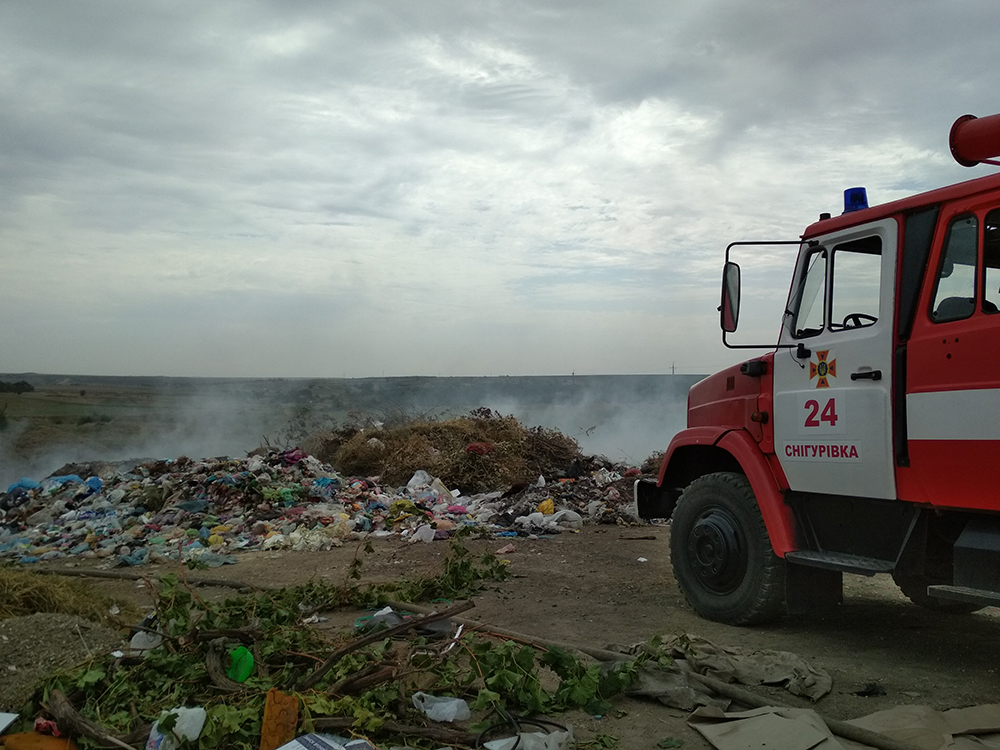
[670,472,785,625]
[892,573,983,614]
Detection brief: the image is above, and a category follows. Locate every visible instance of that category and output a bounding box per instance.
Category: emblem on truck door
[809,350,837,388]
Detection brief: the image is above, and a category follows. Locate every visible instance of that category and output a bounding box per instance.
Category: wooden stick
[381,600,924,750]
[299,600,474,690]
[329,663,396,695]
[47,689,139,750]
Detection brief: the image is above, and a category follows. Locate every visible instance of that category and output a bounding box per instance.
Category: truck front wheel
[670,472,785,625]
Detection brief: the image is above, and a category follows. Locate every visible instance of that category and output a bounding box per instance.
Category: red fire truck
[637,113,1000,625]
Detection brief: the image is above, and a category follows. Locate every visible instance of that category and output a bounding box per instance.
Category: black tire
[670,472,785,625]
[892,573,983,614]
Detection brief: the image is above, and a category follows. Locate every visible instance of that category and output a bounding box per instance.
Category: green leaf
[470,688,502,710]
[657,738,684,748]
[75,669,105,689]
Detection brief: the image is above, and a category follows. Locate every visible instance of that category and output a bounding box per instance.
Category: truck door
[771,218,898,499]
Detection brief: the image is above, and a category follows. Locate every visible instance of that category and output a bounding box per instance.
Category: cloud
[2,1,1000,376]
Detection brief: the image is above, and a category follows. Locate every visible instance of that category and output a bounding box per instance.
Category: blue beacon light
[843,187,868,213]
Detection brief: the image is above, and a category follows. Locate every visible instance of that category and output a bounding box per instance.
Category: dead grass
[0,567,140,624]
[327,409,582,492]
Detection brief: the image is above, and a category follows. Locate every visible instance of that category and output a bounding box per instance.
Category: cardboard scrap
[0,734,77,750]
[260,689,299,750]
[689,703,1000,750]
[688,706,846,750]
[847,703,1000,750]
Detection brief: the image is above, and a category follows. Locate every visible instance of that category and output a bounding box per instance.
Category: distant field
[0,373,699,486]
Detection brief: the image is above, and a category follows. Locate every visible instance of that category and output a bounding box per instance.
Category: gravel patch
[0,613,124,712]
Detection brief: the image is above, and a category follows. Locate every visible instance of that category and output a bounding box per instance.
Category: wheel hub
[687,508,746,594]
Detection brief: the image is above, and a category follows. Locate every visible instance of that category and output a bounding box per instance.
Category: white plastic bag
[145,707,206,750]
[411,692,471,722]
[410,524,435,543]
[407,470,433,489]
[483,728,573,750]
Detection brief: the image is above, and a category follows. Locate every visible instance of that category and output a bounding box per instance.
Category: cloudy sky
[3,1,999,378]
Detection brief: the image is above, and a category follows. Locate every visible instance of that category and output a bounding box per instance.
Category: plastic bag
[483,728,573,750]
[146,707,206,750]
[411,692,471,722]
[407,470,433,489]
[410,524,435,543]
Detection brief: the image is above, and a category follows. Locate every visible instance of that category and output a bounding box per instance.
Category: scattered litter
[146,706,206,750]
[0,444,642,569]
[483,727,574,750]
[495,543,517,555]
[275,734,376,750]
[637,557,648,563]
[0,712,18,733]
[410,691,471,722]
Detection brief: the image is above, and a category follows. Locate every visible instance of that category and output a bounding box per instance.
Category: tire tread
[670,471,785,625]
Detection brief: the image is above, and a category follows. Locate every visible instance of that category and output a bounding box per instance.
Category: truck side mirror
[721,261,741,332]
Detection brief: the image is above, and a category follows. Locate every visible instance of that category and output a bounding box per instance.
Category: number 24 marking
[804,397,838,427]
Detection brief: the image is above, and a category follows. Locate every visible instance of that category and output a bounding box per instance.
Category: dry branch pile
[326,409,582,493]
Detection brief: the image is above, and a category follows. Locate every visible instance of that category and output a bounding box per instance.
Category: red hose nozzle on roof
[950,113,1000,167]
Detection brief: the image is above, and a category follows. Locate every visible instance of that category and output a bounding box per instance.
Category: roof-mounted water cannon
[950,113,1000,167]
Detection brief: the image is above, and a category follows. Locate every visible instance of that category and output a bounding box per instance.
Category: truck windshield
[793,249,827,337]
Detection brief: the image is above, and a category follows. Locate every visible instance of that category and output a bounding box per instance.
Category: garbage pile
[0,445,642,568]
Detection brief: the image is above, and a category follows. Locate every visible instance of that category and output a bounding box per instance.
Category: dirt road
[67,524,1000,748]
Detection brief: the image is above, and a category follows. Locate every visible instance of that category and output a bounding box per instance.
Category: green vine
[26,539,639,749]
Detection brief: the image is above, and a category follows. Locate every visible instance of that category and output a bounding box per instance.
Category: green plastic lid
[226,646,254,683]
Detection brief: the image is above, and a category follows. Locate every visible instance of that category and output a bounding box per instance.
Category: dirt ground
[33,524,1000,749]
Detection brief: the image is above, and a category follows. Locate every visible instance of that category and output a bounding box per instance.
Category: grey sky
[2,1,998,377]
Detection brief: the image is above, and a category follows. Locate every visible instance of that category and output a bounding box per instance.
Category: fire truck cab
[638,113,1000,625]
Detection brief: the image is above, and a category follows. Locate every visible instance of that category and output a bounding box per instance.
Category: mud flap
[634,478,676,520]
[785,562,843,615]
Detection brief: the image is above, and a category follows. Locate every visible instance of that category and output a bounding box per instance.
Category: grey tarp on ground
[610,633,833,705]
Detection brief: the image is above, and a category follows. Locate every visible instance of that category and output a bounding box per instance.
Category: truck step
[784,550,894,576]
[926,585,1000,607]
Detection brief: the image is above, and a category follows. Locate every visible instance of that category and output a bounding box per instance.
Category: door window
[830,236,882,330]
[931,215,978,323]
[791,235,882,337]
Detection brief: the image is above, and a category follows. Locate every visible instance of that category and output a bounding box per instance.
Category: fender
[715,430,797,556]
[655,427,797,556]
